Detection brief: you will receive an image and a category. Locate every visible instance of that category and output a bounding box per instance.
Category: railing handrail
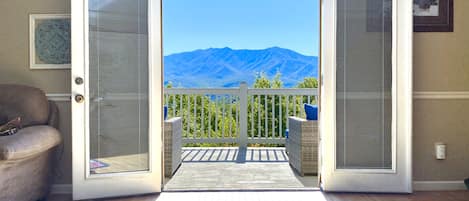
[165,87,318,96]
[165,88,240,95]
[247,88,317,96]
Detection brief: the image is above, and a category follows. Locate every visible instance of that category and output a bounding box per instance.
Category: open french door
[320,0,412,193]
[71,0,162,200]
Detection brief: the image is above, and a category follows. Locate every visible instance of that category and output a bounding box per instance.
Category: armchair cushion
[0,126,61,160]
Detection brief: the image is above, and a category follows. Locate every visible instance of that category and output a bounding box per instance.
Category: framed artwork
[413,0,453,32]
[29,14,71,69]
[367,0,453,32]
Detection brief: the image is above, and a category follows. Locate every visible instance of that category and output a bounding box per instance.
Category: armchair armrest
[48,100,60,129]
[0,125,61,160]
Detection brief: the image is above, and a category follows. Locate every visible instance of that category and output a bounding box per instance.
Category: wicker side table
[287,116,318,176]
[164,117,182,177]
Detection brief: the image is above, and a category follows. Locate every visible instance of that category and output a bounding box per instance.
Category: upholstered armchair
[0,84,62,201]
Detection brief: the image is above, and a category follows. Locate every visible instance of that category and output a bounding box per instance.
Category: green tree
[296,77,318,88]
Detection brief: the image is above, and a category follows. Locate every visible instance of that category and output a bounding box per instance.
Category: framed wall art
[413,0,454,32]
[29,14,71,69]
[367,0,454,32]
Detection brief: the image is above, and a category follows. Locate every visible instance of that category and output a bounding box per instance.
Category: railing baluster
[236,96,239,139]
[293,96,297,117]
[215,95,218,137]
[308,95,311,104]
[208,95,211,139]
[201,95,204,138]
[264,95,268,139]
[279,95,282,138]
[272,95,275,139]
[257,95,261,140]
[250,95,254,140]
[172,95,176,118]
[222,96,225,138]
[179,95,183,137]
[286,95,289,128]
[186,95,190,138]
[304,95,307,118]
[229,96,233,139]
[194,95,197,138]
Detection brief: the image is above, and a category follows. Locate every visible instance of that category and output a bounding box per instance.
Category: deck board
[164,147,318,191]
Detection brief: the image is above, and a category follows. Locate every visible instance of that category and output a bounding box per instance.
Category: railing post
[239,82,248,149]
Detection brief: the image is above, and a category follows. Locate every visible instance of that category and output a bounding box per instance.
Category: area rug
[90,159,109,170]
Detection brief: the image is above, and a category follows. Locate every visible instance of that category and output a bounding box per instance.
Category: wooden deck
[164,147,318,191]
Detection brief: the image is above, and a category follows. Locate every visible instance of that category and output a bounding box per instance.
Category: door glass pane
[89,0,149,174]
[336,0,392,169]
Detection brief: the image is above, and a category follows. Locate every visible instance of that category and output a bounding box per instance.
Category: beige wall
[0,0,72,184]
[413,0,469,181]
[0,0,468,185]
[0,0,70,93]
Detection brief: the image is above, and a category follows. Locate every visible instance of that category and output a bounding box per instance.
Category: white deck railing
[164,83,317,147]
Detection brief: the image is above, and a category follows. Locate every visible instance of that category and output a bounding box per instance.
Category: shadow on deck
[181,147,288,163]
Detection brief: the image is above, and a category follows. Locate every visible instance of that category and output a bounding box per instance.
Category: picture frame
[367,0,454,32]
[413,0,453,32]
[29,14,71,69]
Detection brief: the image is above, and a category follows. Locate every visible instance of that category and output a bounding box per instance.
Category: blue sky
[162,0,319,56]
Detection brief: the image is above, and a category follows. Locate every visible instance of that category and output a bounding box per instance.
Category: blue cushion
[304,104,318,120]
[164,105,168,120]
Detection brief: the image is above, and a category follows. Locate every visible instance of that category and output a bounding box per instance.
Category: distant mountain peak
[164,47,318,88]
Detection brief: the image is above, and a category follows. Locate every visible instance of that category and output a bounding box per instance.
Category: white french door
[71,0,162,200]
[320,0,412,193]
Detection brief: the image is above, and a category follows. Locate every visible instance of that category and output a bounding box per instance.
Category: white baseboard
[413,181,466,191]
[51,184,72,194]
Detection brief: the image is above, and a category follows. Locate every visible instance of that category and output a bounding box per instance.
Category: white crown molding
[413,180,466,191]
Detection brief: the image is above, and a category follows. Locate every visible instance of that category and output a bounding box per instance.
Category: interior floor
[48,191,469,201]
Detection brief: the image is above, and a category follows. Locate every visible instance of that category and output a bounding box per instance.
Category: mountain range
[163,47,318,88]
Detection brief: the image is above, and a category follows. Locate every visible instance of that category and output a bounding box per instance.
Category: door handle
[75,94,85,103]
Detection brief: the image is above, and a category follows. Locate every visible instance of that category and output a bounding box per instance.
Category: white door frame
[320,0,413,193]
[71,0,163,200]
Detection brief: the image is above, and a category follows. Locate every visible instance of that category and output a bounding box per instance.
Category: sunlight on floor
[155,191,327,201]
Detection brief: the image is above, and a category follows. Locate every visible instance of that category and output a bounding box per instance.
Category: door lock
[75,94,85,103]
[75,77,84,85]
